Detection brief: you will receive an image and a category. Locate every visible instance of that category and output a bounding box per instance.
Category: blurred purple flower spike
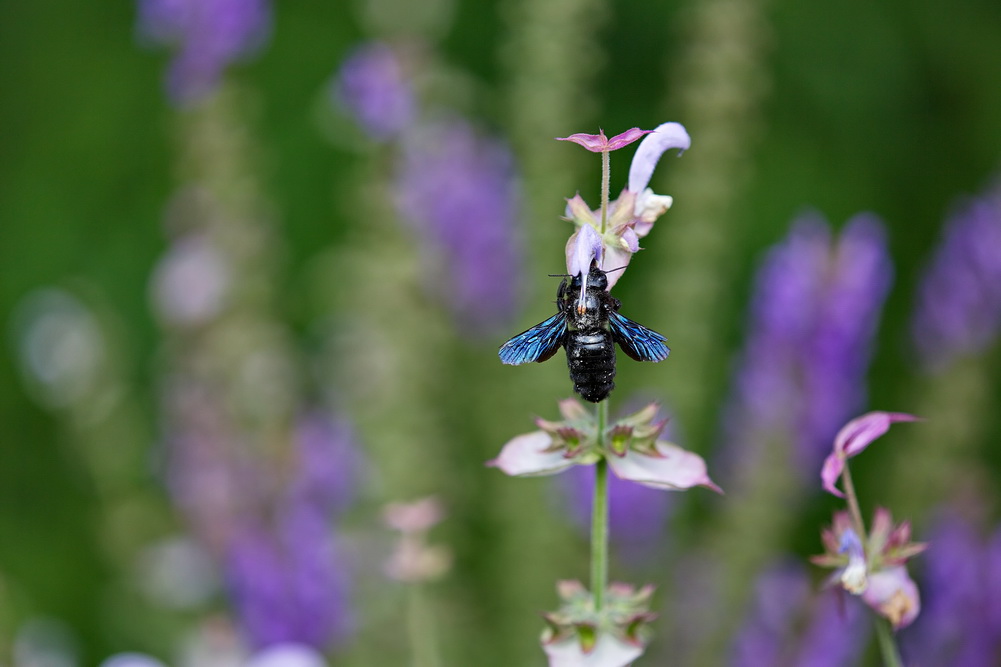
[137,0,272,105]
[912,185,1001,369]
[395,119,524,336]
[821,411,920,497]
[332,42,417,141]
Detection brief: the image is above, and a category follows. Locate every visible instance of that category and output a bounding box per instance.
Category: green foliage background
[1,0,1000,664]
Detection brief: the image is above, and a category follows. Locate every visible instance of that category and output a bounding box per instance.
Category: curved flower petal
[543,632,644,667]
[861,566,921,629]
[627,122,690,195]
[834,411,920,458]
[488,431,576,476]
[567,224,603,277]
[607,441,722,493]
[822,412,919,496]
[821,453,848,498]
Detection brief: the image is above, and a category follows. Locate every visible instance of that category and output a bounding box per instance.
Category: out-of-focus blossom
[332,42,417,141]
[150,234,231,327]
[812,509,926,629]
[562,123,690,288]
[139,536,219,609]
[12,288,107,409]
[912,184,1001,369]
[541,581,654,667]
[383,497,452,583]
[244,643,329,667]
[226,504,353,649]
[731,562,869,667]
[722,214,894,477]
[101,642,328,667]
[899,511,1001,666]
[384,496,446,534]
[820,411,919,497]
[101,654,168,667]
[395,118,523,336]
[730,563,810,666]
[489,399,720,493]
[136,0,272,104]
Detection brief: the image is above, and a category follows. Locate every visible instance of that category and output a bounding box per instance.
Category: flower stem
[591,400,610,609]
[408,582,441,667]
[600,149,610,234]
[874,616,903,667]
[841,461,867,538]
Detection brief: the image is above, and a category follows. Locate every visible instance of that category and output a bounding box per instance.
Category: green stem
[600,149,610,234]
[408,582,441,667]
[591,400,610,609]
[841,462,867,539]
[874,616,903,667]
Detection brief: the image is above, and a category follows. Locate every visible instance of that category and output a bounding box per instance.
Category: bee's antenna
[548,273,572,278]
[602,265,628,274]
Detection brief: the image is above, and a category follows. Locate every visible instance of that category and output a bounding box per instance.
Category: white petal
[632,190,673,229]
[607,441,721,492]
[627,122,690,194]
[544,633,644,667]
[488,432,575,476]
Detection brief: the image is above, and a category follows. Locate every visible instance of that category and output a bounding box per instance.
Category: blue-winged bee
[499,260,669,402]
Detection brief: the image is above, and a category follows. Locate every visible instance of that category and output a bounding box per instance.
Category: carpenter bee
[498,260,669,402]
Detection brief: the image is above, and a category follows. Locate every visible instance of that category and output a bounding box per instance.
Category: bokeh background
[2,0,1001,665]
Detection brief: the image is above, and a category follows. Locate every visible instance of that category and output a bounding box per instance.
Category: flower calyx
[811,508,927,629]
[541,580,656,664]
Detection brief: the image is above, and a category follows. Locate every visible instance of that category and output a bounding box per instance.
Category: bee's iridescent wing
[609,311,670,362]
[498,313,567,365]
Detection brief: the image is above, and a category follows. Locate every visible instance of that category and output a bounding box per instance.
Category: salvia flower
[541,580,655,667]
[395,118,524,336]
[136,0,272,105]
[912,183,1001,369]
[561,122,690,289]
[812,508,927,629]
[331,41,416,141]
[900,510,1001,665]
[489,399,720,493]
[721,214,894,480]
[820,411,920,497]
[383,496,452,583]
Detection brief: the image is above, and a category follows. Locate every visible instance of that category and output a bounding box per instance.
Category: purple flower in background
[723,213,893,477]
[332,42,417,141]
[912,184,1001,370]
[559,464,673,562]
[227,504,353,650]
[137,0,272,104]
[730,563,810,666]
[731,562,869,667]
[899,511,1001,666]
[395,118,523,336]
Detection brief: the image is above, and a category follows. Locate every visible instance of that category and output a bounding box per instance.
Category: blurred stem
[591,400,610,608]
[600,149,610,233]
[874,617,903,667]
[408,582,441,667]
[841,462,867,539]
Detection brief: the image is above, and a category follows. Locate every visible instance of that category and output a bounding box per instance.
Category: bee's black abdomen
[566,331,616,403]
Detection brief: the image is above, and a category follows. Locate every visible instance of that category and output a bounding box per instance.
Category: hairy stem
[600,149,610,234]
[841,462,867,539]
[591,400,610,608]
